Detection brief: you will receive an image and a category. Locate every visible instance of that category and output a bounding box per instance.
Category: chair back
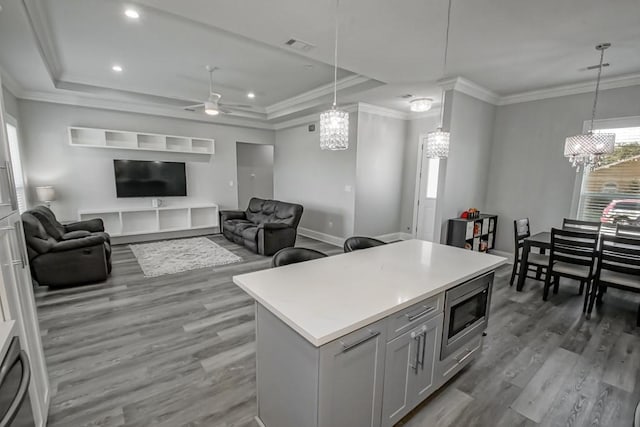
[598,235,640,278]
[562,218,601,233]
[513,218,531,251]
[550,228,599,269]
[343,236,386,253]
[616,224,640,239]
[271,247,327,268]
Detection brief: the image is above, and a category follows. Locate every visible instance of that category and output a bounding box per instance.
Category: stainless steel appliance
[0,337,35,427]
[441,272,493,359]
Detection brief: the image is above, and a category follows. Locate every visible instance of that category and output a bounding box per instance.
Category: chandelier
[564,43,615,171]
[320,0,348,150]
[425,0,453,159]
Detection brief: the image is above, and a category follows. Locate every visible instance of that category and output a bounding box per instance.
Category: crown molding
[22,0,62,83]
[357,103,409,120]
[19,89,275,130]
[497,72,640,105]
[272,104,359,130]
[0,66,23,98]
[265,75,372,119]
[438,77,501,105]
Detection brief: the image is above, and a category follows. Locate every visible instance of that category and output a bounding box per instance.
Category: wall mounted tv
[114,160,187,198]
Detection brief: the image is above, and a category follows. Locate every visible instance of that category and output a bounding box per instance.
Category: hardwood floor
[34,236,640,427]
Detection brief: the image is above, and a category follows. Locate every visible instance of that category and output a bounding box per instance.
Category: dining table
[516,231,551,291]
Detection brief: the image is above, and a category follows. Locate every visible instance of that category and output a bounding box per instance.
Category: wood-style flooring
[34,236,640,426]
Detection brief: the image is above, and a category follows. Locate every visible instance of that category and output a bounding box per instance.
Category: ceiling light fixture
[425,0,453,159]
[247,92,256,99]
[410,98,433,112]
[564,43,615,172]
[319,0,348,151]
[124,8,140,19]
[112,65,123,72]
[204,101,220,116]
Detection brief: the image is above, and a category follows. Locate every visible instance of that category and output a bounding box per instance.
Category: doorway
[413,135,444,242]
[236,142,274,209]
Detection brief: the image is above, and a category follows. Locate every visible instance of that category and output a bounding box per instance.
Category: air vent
[400,94,413,99]
[285,38,316,52]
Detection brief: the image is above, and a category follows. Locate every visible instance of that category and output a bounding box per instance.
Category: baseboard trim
[375,232,413,242]
[297,227,343,247]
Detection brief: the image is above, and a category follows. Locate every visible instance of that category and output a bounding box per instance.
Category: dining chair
[271,247,328,268]
[543,228,599,313]
[343,236,386,253]
[562,218,602,233]
[586,235,640,325]
[616,224,640,239]
[509,218,549,286]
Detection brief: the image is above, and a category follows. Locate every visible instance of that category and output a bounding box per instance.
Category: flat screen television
[114,160,187,198]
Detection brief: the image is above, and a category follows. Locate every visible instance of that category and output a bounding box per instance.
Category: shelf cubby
[137,134,166,150]
[447,214,498,253]
[69,128,106,147]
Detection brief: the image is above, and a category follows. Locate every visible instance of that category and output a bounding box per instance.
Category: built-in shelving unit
[78,204,218,238]
[68,127,215,155]
[446,214,498,252]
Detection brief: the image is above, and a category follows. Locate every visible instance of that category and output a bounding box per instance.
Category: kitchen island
[233,239,507,427]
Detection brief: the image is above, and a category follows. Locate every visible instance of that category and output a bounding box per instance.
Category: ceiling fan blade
[182,103,205,111]
[219,103,254,109]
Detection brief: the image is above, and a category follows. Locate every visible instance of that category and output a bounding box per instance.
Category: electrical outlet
[328,221,334,228]
[229,180,234,187]
[344,185,352,193]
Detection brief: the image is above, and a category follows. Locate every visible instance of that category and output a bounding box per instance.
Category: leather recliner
[22,210,112,287]
[220,197,303,256]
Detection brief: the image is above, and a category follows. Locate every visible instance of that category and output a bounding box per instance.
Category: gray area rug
[130,237,242,277]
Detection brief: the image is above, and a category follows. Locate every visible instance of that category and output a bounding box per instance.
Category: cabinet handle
[406,306,436,322]
[419,331,427,370]
[12,225,26,269]
[341,330,380,353]
[410,333,422,373]
[455,348,474,365]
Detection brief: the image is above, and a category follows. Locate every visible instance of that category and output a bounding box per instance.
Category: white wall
[486,84,640,253]
[274,113,358,239]
[2,87,18,119]
[399,114,440,235]
[236,142,274,209]
[439,90,496,242]
[354,111,406,236]
[18,100,274,221]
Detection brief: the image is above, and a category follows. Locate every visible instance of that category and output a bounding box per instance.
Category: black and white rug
[130,237,242,277]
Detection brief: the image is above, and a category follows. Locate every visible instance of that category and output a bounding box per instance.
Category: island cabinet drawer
[436,333,483,386]
[387,294,443,341]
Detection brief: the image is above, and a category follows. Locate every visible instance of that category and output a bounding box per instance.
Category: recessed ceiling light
[124,8,140,19]
[112,65,123,72]
[247,92,256,99]
[410,98,433,112]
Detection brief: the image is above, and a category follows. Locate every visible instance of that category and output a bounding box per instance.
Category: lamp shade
[320,108,349,150]
[35,186,56,202]
[564,132,615,157]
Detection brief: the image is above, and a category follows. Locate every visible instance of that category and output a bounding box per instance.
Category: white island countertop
[233,239,507,346]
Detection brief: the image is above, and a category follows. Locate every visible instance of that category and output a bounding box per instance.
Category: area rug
[130,237,242,277]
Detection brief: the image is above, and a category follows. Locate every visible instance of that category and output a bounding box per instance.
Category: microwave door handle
[0,349,31,427]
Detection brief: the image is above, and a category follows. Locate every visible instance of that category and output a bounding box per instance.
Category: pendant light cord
[589,46,606,133]
[438,0,453,128]
[333,0,339,107]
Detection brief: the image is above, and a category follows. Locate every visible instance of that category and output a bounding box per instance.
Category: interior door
[414,137,443,242]
[236,142,274,209]
[0,75,17,219]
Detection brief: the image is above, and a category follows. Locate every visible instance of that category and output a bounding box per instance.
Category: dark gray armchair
[220,197,303,256]
[22,212,111,287]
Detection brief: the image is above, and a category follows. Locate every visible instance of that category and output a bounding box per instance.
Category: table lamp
[35,186,56,208]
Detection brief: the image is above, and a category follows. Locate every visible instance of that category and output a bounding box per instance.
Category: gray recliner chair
[22,212,111,287]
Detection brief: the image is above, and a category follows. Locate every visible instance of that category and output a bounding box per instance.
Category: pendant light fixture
[564,43,615,171]
[320,0,349,150]
[425,0,453,159]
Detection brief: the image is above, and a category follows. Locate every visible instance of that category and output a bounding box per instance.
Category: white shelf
[68,127,214,155]
[78,204,218,238]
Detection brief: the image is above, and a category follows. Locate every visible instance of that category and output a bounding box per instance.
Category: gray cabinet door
[318,319,387,427]
[380,328,419,427]
[413,313,443,401]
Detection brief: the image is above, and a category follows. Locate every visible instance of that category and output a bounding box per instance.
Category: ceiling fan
[182,66,252,116]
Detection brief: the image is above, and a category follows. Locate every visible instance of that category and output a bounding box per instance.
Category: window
[577,126,640,232]
[5,122,27,213]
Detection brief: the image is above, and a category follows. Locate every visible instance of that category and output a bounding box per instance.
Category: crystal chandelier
[564,43,615,171]
[320,0,348,150]
[425,0,453,159]
[410,98,433,112]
